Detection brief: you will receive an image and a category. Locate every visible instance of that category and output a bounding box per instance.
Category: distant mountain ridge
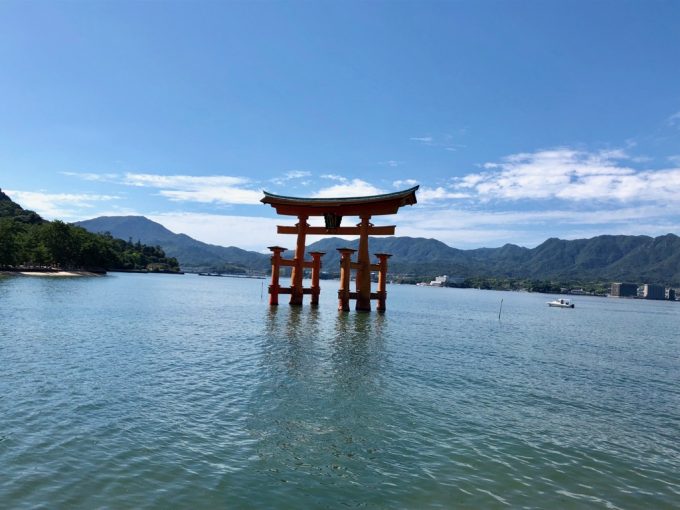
[301,234,680,285]
[76,215,680,285]
[75,216,270,272]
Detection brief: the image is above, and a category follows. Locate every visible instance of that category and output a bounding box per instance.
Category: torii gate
[261,185,418,312]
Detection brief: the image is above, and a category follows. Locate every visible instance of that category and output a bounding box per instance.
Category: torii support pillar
[337,248,356,311]
[355,215,372,312]
[375,253,391,312]
[309,251,325,306]
[268,246,287,306]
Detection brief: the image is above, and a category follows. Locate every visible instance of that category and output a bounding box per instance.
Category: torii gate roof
[261,185,419,217]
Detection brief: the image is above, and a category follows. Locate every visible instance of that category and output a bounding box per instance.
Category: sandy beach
[0,271,103,277]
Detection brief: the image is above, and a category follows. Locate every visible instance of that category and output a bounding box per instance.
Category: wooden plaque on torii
[261,185,418,312]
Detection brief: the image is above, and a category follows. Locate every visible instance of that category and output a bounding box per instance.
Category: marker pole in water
[498,298,503,321]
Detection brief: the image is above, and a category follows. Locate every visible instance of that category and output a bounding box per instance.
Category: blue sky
[1,1,679,251]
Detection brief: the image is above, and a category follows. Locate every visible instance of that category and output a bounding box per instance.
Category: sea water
[0,273,678,508]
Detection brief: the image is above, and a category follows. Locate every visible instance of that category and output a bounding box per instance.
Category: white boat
[548,298,575,308]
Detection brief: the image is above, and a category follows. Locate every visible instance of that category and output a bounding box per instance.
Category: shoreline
[0,270,104,277]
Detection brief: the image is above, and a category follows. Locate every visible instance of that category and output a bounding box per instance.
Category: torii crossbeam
[261,185,418,311]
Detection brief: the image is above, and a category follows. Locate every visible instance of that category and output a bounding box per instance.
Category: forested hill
[75,215,270,272]
[302,234,680,286]
[0,189,180,272]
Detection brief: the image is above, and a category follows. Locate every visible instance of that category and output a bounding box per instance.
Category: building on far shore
[642,284,666,300]
[666,288,676,301]
[416,275,465,287]
[610,282,638,297]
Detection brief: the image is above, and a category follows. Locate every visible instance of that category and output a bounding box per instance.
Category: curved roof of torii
[261,185,419,216]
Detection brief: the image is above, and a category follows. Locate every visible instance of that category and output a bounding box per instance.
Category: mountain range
[75,215,680,285]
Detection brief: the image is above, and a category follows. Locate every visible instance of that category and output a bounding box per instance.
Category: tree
[0,218,22,266]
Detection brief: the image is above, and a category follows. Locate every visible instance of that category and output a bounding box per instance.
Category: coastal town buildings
[610,282,677,300]
[610,282,638,297]
[642,284,666,300]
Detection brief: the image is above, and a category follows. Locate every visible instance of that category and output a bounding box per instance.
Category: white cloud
[158,188,263,204]
[455,148,680,202]
[313,179,386,198]
[667,111,680,127]
[285,170,311,179]
[123,173,250,188]
[417,187,470,202]
[121,172,262,205]
[62,171,120,182]
[62,171,264,205]
[393,179,418,188]
[4,190,120,220]
[457,173,487,188]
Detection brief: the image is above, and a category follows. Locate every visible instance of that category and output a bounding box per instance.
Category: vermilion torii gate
[261,186,418,312]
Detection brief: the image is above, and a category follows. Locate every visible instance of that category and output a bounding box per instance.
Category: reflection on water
[248,307,397,507]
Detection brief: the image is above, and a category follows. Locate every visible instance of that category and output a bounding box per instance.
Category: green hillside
[75,216,270,272]
[0,190,180,272]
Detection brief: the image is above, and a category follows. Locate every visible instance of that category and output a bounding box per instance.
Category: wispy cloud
[321,174,348,181]
[122,173,250,188]
[157,188,262,204]
[410,133,465,151]
[4,190,120,219]
[270,170,312,185]
[61,171,120,182]
[379,160,403,168]
[409,136,433,144]
[123,173,262,205]
[285,170,311,179]
[454,147,680,202]
[64,171,263,205]
[667,111,680,128]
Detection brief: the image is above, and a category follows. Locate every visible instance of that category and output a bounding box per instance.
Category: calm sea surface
[1,273,678,509]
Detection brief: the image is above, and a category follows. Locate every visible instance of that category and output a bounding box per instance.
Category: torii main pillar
[355,215,372,311]
[261,186,418,311]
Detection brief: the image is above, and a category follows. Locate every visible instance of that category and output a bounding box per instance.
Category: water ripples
[1,274,679,508]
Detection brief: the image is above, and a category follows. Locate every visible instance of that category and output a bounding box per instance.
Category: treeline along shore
[0,189,180,274]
